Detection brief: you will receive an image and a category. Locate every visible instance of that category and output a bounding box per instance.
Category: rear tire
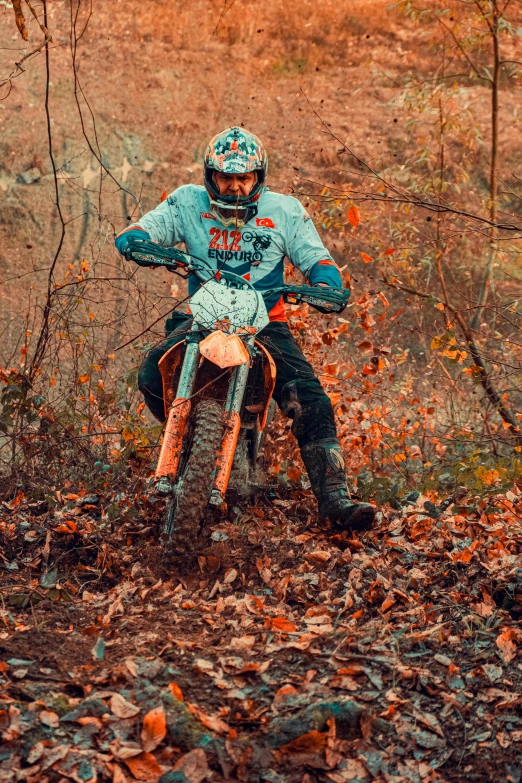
[163,399,224,557]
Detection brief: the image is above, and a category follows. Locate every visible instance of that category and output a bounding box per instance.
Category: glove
[115,228,151,261]
[125,236,189,271]
[309,283,350,314]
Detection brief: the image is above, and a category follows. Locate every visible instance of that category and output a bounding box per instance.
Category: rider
[115,127,375,531]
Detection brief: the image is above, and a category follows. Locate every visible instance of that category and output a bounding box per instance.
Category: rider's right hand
[115,228,152,261]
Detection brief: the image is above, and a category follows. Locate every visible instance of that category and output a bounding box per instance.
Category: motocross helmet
[204,127,268,227]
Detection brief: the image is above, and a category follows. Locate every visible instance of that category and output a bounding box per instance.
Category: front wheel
[163,399,224,556]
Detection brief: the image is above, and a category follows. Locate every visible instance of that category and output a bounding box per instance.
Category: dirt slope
[0,0,472,349]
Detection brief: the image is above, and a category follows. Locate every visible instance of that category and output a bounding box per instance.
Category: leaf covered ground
[1,482,522,783]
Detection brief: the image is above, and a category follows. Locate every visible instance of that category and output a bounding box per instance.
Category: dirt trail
[1,484,522,782]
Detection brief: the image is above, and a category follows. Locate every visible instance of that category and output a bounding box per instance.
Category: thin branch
[28,0,65,380]
[211,0,241,37]
[25,0,51,37]
[382,275,522,443]
[437,17,490,81]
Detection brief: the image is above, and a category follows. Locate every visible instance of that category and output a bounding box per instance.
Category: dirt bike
[126,237,351,554]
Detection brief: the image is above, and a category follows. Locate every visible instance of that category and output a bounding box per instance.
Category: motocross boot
[300,438,375,532]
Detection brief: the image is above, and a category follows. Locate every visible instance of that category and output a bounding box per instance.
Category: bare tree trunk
[471,0,499,330]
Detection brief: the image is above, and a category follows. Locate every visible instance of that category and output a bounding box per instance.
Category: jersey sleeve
[284,198,342,287]
[116,188,187,248]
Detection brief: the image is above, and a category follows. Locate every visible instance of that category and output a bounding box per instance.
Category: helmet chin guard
[204,127,268,227]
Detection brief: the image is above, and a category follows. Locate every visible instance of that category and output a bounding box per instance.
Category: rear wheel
[163,399,224,557]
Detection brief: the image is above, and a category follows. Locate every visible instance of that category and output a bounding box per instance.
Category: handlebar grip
[125,237,188,270]
[282,285,351,314]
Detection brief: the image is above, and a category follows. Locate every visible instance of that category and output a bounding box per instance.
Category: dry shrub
[127,0,395,59]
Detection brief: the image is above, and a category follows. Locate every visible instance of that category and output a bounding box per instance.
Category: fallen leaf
[174,748,210,783]
[194,658,215,672]
[244,594,265,614]
[110,740,143,760]
[141,706,166,752]
[434,653,452,666]
[266,616,297,633]
[223,568,238,584]
[206,556,221,573]
[110,693,140,719]
[496,628,517,663]
[305,550,331,564]
[229,635,256,651]
[169,682,184,701]
[342,758,369,778]
[381,595,396,613]
[273,684,298,707]
[112,766,129,783]
[279,729,327,754]
[497,731,510,748]
[285,633,317,650]
[2,706,20,741]
[483,663,503,683]
[124,751,162,781]
[41,744,69,770]
[55,519,77,534]
[39,709,59,728]
[411,707,445,738]
[187,703,229,734]
[27,742,45,765]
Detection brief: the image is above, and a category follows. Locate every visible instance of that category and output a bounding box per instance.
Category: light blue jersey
[116,185,341,319]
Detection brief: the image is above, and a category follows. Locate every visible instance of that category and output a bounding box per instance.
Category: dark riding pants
[137,312,337,448]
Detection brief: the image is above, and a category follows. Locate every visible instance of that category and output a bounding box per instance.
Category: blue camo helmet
[204,127,268,226]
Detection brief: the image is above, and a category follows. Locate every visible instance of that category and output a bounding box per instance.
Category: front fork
[155,329,253,502]
[209,335,255,506]
[155,332,201,494]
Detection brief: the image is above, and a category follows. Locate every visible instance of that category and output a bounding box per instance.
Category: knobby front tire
[163,398,224,557]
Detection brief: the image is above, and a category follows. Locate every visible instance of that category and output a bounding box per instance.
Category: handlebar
[125,237,350,314]
[124,237,211,278]
[264,284,351,314]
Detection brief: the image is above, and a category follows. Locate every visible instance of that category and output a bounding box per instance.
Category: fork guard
[154,398,191,482]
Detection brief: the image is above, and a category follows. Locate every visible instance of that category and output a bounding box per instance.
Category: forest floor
[1,479,522,783]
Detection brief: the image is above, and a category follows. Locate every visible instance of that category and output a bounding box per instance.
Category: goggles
[208,198,258,228]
